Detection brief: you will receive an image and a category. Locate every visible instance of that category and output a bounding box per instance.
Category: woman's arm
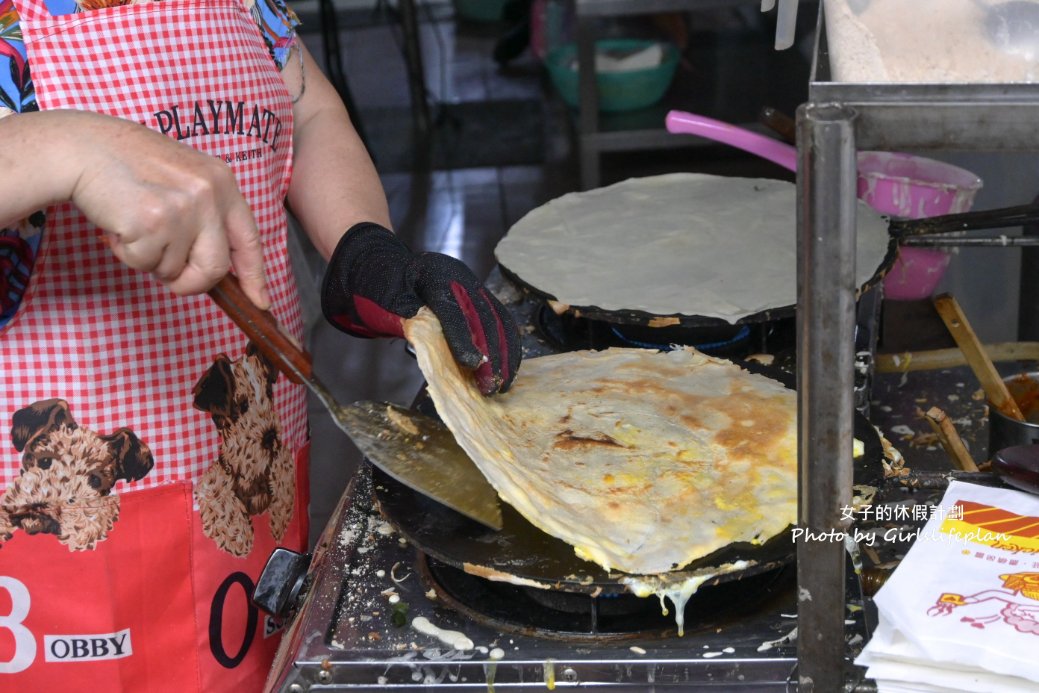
[0,109,270,307]
[284,43,391,259]
[283,42,523,393]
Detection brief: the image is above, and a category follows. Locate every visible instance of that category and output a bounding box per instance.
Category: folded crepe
[404,309,798,575]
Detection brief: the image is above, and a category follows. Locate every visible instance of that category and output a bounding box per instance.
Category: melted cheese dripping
[622,561,754,636]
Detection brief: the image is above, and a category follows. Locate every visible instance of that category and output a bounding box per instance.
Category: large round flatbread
[404,309,798,576]
[495,173,891,323]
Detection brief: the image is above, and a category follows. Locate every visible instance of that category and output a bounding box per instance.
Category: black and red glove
[321,223,522,395]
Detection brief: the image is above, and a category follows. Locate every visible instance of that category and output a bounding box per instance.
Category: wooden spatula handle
[933,293,1025,422]
[208,274,313,384]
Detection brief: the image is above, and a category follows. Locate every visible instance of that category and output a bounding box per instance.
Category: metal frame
[796,10,1039,690]
[315,0,430,139]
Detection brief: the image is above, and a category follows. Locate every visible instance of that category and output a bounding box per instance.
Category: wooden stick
[759,106,797,144]
[933,293,1026,422]
[923,406,980,472]
[896,470,998,490]
[876,342,1039,373]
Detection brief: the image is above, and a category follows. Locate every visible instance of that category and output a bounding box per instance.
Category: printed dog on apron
[0,0,309,689]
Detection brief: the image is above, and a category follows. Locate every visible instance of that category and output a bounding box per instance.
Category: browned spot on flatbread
[710,392,793,465]
[553,429,626,450]
[669,401,707,430]
[593,374,792,462]
[613,483,651,496]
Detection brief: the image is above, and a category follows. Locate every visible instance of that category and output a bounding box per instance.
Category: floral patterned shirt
[0,0,300,325]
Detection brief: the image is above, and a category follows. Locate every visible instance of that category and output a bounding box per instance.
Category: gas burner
[417,553,794,643]
[533,302,796,359]
[262,461,867,691]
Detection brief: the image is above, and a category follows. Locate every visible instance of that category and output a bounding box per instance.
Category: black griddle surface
[372,462,794,594]
[497,237,898,329]
[370,368,884,594]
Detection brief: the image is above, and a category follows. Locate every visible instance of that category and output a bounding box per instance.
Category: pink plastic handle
[665,110,797,173]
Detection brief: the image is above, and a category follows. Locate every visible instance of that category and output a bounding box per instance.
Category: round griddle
[494,174,896,329]
[372,367,884,595]
[500,245,897,329]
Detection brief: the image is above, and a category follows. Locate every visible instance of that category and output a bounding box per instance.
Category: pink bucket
[858,152,983,300]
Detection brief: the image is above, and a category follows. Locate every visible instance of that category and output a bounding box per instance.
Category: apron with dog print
[0,0,309,690]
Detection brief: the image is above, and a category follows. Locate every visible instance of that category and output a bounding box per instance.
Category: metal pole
[796,102,859,692]
[398,0,431,135]
[317,0,372,152]
[1019,192,1039,339]
[575,8,600,190]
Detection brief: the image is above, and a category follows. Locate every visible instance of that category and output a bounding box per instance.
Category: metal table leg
[398,0,432,134]
[576,12,600,190]
[795,102,859,692]
[1019,192,1039,339]
[318,0,371,149]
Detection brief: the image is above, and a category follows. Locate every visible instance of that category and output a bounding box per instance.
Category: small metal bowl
[988,371,1039,457]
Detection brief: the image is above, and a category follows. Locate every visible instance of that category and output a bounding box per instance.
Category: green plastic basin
[452,0,510,23]
[546,38,680,113]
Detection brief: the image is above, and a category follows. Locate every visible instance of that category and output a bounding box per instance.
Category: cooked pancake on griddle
[495,173,891,323]
[404,309,798,575]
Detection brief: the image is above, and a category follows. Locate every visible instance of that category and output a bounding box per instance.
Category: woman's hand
[0,110,270,308]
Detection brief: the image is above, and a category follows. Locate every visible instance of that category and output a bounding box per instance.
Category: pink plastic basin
[856,152,982,300]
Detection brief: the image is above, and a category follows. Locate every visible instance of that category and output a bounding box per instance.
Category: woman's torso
[0,0,311,688]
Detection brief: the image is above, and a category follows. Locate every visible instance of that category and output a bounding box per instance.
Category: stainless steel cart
[796,8,1039,690]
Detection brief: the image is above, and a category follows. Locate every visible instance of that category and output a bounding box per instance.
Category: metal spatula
[208,275,503,530]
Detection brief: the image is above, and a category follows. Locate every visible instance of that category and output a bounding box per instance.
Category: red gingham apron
[0,0,309,690]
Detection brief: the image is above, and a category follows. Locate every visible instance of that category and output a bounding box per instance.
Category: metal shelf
[797,9,1039,692]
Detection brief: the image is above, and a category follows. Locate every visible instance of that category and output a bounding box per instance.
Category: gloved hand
[321,223,522,395]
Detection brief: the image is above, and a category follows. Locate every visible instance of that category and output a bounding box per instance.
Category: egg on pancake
[404,309,800,576]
